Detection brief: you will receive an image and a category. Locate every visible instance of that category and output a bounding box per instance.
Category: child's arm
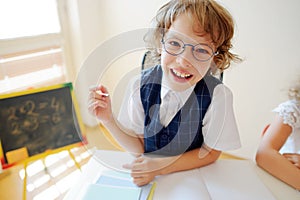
[256,115,300,190]
[159,145,221,174]
[283,153,300,169]
[88,85,144,154]
[123,145,221,186]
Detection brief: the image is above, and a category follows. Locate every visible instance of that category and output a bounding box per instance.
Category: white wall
[68,0,300,159]
[218,0,300,159]
[67,0,168,127]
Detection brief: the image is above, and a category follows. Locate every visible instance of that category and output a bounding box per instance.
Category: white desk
[64,150,300,200]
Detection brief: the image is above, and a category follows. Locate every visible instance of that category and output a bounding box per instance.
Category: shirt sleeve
[273,100,300,130]
[202,84,241,151]
[117,75,145,134]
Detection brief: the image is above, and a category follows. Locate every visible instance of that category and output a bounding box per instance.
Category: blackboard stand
[0,82,87,200]
[0,82,87,169]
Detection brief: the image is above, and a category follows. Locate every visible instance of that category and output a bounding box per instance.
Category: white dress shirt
[159,85,194,126]
[117,75,241,151]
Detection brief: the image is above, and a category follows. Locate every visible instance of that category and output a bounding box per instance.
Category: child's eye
[195,48,209,55]
[168,40,181,47]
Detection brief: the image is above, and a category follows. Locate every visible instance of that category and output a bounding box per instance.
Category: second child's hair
[288,79,300,101]
[144,0,241,73]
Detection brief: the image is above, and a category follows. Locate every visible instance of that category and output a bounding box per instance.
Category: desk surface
[64,150,300,200]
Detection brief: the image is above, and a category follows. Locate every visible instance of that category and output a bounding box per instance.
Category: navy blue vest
[140,65,221,156]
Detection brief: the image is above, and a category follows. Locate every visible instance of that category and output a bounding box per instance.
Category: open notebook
[154,159,276,200]
[80,150,277,200]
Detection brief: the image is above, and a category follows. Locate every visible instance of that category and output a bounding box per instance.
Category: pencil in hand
[96,90,109,97]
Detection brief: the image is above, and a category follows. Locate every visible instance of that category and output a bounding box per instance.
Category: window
[0,0,67,94]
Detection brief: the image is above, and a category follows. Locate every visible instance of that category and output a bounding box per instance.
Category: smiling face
[160,13,216,91]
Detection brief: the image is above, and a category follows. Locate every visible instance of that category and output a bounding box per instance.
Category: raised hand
[88,85,113,124]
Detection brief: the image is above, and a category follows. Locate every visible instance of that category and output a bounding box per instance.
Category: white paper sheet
[154,169,212,200]
[200,159,276,200]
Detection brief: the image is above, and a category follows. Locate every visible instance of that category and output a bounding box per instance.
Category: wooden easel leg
[41,156,50,176]
[68,149,81,171]
[22,161,28,200]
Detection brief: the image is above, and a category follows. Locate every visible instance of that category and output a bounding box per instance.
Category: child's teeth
[173,69,191,78]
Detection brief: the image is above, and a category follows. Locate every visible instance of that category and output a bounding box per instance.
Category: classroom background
[67,0,300,159]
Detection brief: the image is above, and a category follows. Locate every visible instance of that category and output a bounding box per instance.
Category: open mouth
[171,68,193,80]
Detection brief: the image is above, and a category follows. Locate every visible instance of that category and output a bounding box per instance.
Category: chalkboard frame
[0,82,87,168]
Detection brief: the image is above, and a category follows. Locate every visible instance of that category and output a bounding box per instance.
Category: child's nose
[176,47,194,68]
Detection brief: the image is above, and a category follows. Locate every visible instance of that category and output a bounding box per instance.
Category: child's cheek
[161,52,175,67]
[195,61,212,74]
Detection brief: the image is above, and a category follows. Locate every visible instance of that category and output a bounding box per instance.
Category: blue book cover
[91,170,155,200]
[82,184,141,200]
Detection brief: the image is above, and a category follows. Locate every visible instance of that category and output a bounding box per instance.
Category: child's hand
[123,155,159,186]
[88,85,113,124]
[123,154,177,186]
[283,153,300,169]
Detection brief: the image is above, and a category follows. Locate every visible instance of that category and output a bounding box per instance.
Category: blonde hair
[288,79,300,101]
[144,0,241,73]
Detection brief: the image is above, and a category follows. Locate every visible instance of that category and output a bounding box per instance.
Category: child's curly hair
[144,0,241,74]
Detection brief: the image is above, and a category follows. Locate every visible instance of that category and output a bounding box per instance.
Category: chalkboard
[0,83,85,164]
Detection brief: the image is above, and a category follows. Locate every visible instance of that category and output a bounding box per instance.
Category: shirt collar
[161,84,195,107]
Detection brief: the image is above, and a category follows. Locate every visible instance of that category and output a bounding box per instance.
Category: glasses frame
[161,37,218,62]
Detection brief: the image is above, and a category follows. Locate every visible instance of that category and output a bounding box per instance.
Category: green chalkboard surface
[0,83,85,164]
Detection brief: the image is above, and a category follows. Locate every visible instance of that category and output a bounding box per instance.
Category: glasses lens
[193,44,214,61]
[163,38,184,55]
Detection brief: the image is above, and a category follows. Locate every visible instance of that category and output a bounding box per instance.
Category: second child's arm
[256,115,300,190]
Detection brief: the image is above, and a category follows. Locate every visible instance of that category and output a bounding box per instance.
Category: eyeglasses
[161,37,218,62]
